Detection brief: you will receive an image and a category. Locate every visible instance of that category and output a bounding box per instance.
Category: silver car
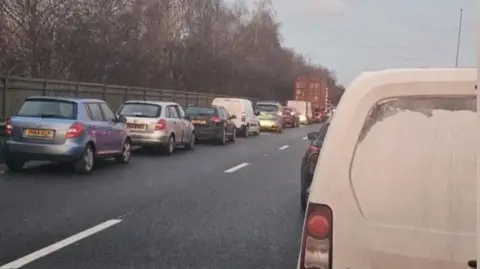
[117,101,195,155]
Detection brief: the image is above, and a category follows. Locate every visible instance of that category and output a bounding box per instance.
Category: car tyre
[5,157,25,172]
[219,129,227,145]
[74,143,95,174]
[241,125,249,138]
[185,132,195,150]
[115,139,132,164]
[164,135,175,155]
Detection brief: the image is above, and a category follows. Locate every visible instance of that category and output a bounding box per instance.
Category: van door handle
[468,260,476,268]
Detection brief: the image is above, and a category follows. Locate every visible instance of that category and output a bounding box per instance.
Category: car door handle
[468,260,476,268]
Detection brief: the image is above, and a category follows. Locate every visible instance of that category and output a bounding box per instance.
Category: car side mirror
[230,115,237,119]
[117,115,127,123]
[307,132,318,141]
[254,111,260,116]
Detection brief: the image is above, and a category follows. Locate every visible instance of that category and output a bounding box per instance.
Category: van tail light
[241,112,246,122]
[308,145,320,154]
[155,119,167,130]
[6,117,13,135]
[277,111,282,116]
[211,116,221,123]
[65,122,84,139]
[300,203,333,269]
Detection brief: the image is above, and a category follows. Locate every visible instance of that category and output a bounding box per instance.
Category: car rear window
[257,104,278,112]
[118,103,162,118]
[350,96,475,232]
[17,99,77,119]
[283,108,292,113]
[185,106,216,116]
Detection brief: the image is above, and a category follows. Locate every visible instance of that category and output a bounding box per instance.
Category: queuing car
[300,121,330,212]
[211,98,260,137]
[256,101,284,133]
[312,108,325,123]
[287,100,312,125]
[184,105,236,145]
[282,107,300,128]
[297,68,476,269]
[3,96,132,173]
[117,101,195,155]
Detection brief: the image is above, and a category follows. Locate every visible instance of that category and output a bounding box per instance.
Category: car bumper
[129,131,170,146]
[194,126,223,140]
[259,120,281,130]
[4,139,85,162]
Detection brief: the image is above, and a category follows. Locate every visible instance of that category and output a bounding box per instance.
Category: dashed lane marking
[0,219,122,269]
[302,136,307,140]
[224,162,250,173]
[279,145,289,150]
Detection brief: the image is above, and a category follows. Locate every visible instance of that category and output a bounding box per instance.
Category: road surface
[0,124,319,269]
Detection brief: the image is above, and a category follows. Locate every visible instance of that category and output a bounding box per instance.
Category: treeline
[0,0,344,104]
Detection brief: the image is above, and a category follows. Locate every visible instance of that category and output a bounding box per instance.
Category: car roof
[124,100,179,106]
[25,96,105,104]
[257,101,280,105]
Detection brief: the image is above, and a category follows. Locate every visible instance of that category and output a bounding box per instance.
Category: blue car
[4,96,132,173]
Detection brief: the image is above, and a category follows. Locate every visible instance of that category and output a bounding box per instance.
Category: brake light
[211,116,221,123]
[6,118,12,135]
[65,122,84,139]
[308,145,320,153]
[155,119,167,130]
[290,112,296,116]
[241,112,246,122]
[277,111,282,116]
[300,204,333,269]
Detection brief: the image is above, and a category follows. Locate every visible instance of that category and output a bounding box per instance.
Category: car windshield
[17,99,77,119]
[257,104,278,112]
[185,106,216,116]
[118,103,162,118]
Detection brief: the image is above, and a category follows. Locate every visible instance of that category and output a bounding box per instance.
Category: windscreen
[213,99,242,115]
[118,103,162,118]
[350,96,475,232]
[185,106,216,116]
[17,99,77,119]
[257,104,278,112]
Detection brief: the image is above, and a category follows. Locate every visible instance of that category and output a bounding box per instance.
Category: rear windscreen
[257,104,278,112]
[118,103,162,118]
[185,107,216,116]
[17,99,77,119]
[350,96,475,232]
[283,108,292,113]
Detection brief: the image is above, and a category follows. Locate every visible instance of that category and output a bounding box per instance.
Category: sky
[234,0,476,85]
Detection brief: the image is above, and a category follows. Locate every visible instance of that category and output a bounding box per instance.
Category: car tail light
[6,118,13,135]
[290,112,296,116]
[155,119,167,130]
[65,122,84,139]
[241,112,246,122]
[300,203,333,269]
[211,116,221,123]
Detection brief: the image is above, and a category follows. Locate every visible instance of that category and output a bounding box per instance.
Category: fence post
[75,82,80,97]
[43,79,48,96]
[123,87,128,103]
[159,89,163,100]
[172,91,176,102]
[143,89,147,101]
[103,84,107,101]
[185,93,188,107]
[2,76,8,121]
[196,93,200,105]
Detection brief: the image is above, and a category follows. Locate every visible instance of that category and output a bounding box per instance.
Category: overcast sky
[236,0,476,85]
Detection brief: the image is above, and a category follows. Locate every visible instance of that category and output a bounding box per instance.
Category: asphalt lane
[0,124,319,269]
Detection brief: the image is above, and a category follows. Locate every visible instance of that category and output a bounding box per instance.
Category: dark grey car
[185,105,236,145]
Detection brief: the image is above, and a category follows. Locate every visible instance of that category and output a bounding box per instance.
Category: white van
[298,68,476,269]
[211,98,260,137]
[287,100,313,124]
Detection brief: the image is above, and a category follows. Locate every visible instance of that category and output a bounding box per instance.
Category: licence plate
[24,129,54,138]
[191,120,207,124]
[126,123,146,130]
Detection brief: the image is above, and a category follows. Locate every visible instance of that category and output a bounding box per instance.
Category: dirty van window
[350,96,476,233]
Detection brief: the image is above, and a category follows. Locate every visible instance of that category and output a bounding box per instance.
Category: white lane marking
[302,136,307,140]
[279,145,289,150]
[224,162,250,173]
[259,132,271,136]
[264,153,268,156]
[0,219,122,269]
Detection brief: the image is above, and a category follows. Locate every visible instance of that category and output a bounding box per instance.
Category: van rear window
[257,104,278,112]
[350,96,475,232]
[17,99,77,119]
[118,103,162,118]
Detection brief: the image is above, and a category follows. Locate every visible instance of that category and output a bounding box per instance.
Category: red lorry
[294,76,330,122]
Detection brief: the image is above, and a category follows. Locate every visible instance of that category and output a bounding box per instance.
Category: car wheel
[5,157,25,172]
[164,135,175,155]
[74,143,95,174]
[230,128,236,142]
[219,129,227,145]
[115,139,132,164]
[185,132,195,150]
[242,126,249,138]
